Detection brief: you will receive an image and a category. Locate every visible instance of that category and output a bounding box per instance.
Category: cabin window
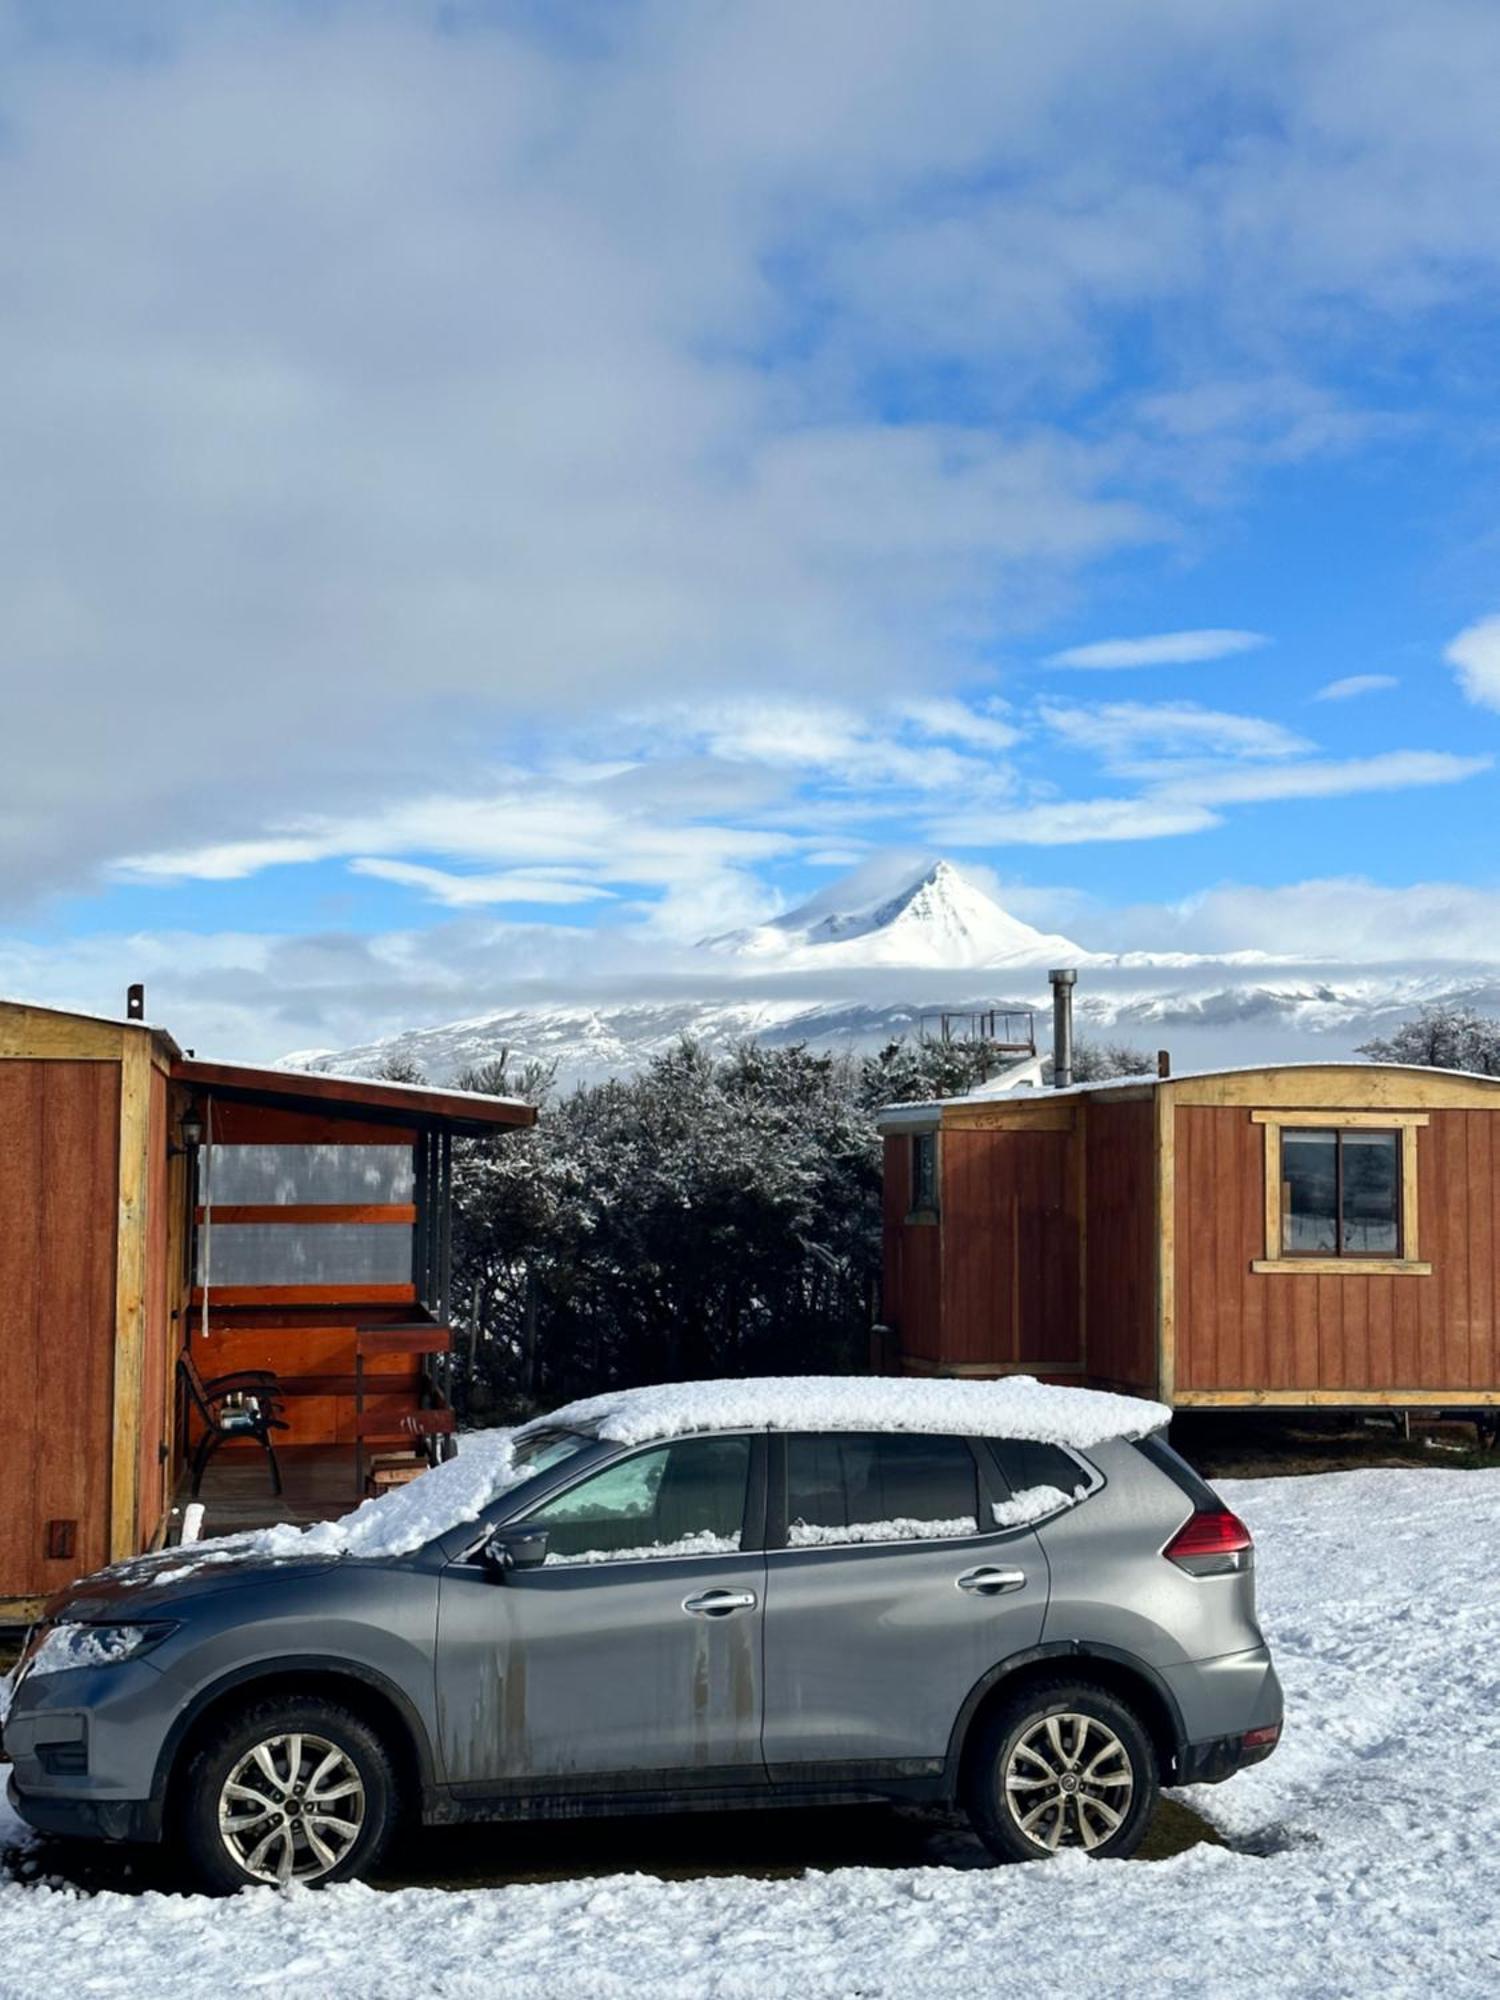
[194,1143,416,1290]
[1281,1128,1399,1257]
[1251,1112,1430,1276]
[201,1144,414,1206]
[910,1131,939,1216]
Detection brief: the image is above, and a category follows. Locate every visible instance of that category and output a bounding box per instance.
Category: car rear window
[988,1437,1086,1499]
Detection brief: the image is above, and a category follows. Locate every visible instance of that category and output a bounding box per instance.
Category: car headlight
[23,1622,174,1679]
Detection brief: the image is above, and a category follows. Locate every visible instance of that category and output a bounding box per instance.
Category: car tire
[965,1679,1159,1863]
[178,1695,399,1893]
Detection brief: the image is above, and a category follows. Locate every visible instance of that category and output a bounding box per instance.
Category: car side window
[523,1436,751,1565]
[986,1438,1090,1529]
[783,1433,978,1548]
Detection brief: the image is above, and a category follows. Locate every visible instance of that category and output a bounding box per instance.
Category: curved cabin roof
[878,1060,1500,1131]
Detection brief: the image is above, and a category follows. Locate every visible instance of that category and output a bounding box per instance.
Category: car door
[760,1431,1048,1779]
[435,1431,768,1795]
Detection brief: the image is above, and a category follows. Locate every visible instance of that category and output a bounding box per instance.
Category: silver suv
[4,1395,1282,1890]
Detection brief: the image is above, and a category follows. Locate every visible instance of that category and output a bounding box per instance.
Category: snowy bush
[1357,1001,1500,1075]
[446,1034,1021,1420]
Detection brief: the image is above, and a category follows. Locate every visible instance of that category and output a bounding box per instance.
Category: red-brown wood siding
[1174,1104,1500,1392]
[1083,1097,1158,1391]
[0,1061,120,1599]
[939,1127,1080,1368]
[882,1135,942,1363]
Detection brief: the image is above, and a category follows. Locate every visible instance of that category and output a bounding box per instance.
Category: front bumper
[5,1771,163,1844]
[2,1653,171,1846]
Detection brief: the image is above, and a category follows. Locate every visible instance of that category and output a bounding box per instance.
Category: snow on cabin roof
[878,1059,1500,1124]
[525,1374,1171,1451]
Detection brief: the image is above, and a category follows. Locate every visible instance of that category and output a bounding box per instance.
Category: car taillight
[1164,1507,1253,1576]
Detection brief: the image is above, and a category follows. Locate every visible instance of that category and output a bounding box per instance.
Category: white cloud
[1133,878,1500,963]
[924,747,1489,849]
[895,698,1020,752]
[1040,701,1309,764]
[1446,616,1500,712]
[1044,630,1269,670]
[348,861,613,909]
[924,797,1221,846]
[8,3,1500,913]
[1314,673,1398,701]
[1148,749,1490,808]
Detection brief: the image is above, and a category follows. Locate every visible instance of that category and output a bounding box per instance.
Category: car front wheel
[179,1696,398,1893]
[965,1680,1159,1862]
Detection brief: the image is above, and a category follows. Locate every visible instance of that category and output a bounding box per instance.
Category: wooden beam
[1156,1087,1176,1404]
[1169,1067,1500,1111]
[0,1004,124,1062]
[1173,1388,1500,1408]
[191,1284,418,1307]
[1251,1258,1432,1277]
[1249,1109,1430,1128]
[943,1101,1077,1132]
[172,1057,536,1130]
[0,1595,49,1626]
[899,1357,1087,1377]
[109,1032,152,1561]
[194,1203,417,1227]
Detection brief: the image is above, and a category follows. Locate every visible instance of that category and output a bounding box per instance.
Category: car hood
[45,1550,344,1622]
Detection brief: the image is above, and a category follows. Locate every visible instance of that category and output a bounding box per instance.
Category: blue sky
[3,1,1500,1057]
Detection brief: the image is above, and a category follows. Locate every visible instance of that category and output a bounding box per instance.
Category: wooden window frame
[1249,1110,1431,1276]
[906,1129,940,1224]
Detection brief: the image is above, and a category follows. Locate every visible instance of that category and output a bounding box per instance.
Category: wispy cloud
[1446,616,1500,712]
[348,861,614,909]
[925,749,1489,849]
[925,796,1219,846]
[1148,750,1490,808]
[1044,630,1269,670]
[1040,701,1309,766]
[1314,674,1398,702]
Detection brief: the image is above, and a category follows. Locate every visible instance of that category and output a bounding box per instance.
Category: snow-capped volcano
[702,860,1088,970]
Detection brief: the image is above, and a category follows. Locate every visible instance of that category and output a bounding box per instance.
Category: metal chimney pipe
[1049,968,1076,1089]
[126,982,145,1021]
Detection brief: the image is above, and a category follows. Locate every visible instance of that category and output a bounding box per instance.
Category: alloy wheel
[1002,1711,1134,1853]
[216,1731,366,1885]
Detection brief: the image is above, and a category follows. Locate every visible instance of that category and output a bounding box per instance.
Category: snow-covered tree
[449,1033,1021,1422]
[1357,1004,1500,1076]
[1060,1038,1154,1083]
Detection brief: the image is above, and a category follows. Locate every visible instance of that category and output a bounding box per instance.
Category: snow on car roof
[101,1376,1163,1588]
[526,1374,1170,1451]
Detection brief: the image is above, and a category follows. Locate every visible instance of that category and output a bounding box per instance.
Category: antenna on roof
[126,982,145,1021]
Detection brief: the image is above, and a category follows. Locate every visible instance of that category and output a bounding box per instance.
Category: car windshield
[509,1429,593,1477]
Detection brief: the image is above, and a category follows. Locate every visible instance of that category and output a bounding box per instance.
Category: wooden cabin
[0,998,534,1622]
[878,1063,1500,1416]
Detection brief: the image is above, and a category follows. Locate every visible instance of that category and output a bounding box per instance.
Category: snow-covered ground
[3,1466,1498,1997]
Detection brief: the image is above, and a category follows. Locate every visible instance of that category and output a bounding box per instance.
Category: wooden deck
[170,1445,360,1536]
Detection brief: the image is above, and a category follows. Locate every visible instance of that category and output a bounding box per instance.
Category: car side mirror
[482,1529,549,1579]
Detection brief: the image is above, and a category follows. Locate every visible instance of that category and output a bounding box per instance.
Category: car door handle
[682,1588,758,1617]
[956,1566,1027,1596]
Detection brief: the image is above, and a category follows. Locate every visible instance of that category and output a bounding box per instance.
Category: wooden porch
[170,1444,366,1535]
